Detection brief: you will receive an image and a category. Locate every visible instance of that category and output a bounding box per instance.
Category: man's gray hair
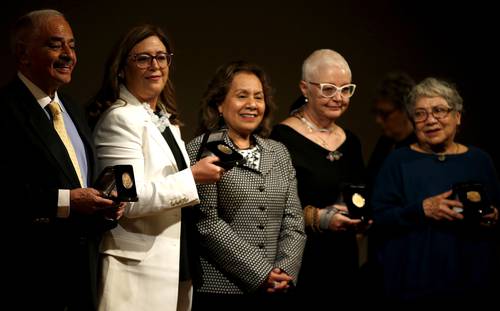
[11,9,65,56]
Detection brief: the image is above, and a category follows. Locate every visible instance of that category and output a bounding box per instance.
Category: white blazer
[94,86,199,311]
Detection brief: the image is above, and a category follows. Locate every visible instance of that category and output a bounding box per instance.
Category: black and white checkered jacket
[186,134,306,294]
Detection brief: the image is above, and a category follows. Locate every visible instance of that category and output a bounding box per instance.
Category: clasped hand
[264,268,292,293]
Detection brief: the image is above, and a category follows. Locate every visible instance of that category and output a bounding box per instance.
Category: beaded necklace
[296,112,343,161]
[299,115,334,133]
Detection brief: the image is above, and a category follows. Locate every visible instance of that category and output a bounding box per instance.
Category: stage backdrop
[1,0,496,168]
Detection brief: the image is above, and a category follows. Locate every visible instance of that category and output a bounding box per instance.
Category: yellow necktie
[48,101,84,187]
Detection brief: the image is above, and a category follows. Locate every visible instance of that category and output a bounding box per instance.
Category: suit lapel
[254,136,274,176]
[222,134,274,175]
[13,80,82,187]
[148,122,178,169]
[169,125,191,168]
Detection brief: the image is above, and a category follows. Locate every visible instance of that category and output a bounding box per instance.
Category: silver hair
[11,9,65,56]
[301,49,351,81]
[406,77,463,114]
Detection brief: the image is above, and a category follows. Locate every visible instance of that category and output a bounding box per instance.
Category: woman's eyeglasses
[307,81,356,98]
[413,106,453,122]
[129,52,173,69]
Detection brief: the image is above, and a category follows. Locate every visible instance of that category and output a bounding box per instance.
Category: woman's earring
[304,97,309,103]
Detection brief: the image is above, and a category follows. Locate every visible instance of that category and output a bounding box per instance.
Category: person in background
[186,60,306,310]
[270,49,367,307]
[363,71,416,299]
[367,71,416,183]
[88,24,222,311]
[371,77,500,306]
[0,9,122,310]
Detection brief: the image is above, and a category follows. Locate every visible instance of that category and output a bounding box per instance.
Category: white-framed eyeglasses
[307,81,356,98]
[413,106,453,123]
[129,52,173,69]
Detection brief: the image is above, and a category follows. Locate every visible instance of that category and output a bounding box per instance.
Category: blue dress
[371,145,500,303]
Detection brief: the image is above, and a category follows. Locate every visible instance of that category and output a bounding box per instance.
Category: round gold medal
[466,191,481,202]
[352,193,366,208]
[217,144,233,155]
[121,172,134,189]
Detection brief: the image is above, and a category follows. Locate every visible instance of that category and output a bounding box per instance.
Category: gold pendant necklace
[417,142,459,162]
[315,135,343,161]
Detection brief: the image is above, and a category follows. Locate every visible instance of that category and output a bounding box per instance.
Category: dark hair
[87,24,178,128]
[197,60,275,137]
[289,95,307,113]
[374,72,415,110]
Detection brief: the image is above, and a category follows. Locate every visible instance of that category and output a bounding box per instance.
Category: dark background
[1,0,497,168]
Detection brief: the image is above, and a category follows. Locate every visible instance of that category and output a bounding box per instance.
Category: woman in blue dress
[371,77,500,305]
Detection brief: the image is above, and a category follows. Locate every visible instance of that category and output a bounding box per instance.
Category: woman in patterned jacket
[186,60,306,310]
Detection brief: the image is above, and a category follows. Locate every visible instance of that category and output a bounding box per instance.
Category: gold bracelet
[303,205,316,231]
[312,206,322,232]
[303,205,310,228]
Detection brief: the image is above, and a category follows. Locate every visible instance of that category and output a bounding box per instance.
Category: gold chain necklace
[417,142,459,162]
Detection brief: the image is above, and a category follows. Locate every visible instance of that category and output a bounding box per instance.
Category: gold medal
[466,191,481,202]
[217,144,233,155]
[352,193,365,208]
[121,172,134,189]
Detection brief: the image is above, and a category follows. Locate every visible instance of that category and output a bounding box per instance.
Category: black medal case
[95,164,138,202]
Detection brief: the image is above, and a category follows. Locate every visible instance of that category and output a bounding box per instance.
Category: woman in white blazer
[88,24,222,311]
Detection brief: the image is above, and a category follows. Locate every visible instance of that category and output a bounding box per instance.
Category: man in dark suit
[0,9,123,310]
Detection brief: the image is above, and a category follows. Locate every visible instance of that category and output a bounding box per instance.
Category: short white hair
[301,49,351,81]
